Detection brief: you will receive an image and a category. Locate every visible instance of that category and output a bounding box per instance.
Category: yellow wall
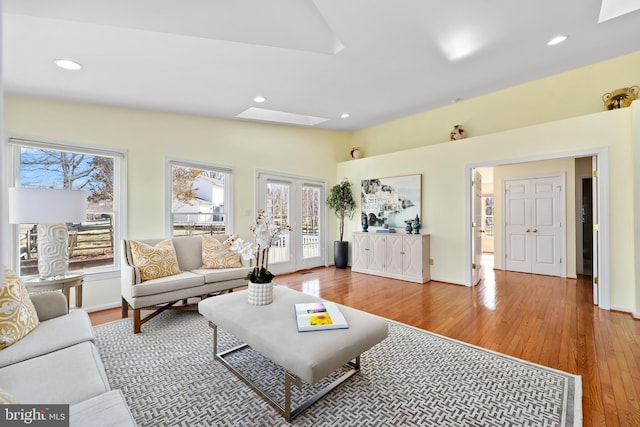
[339,106,636,312]
[4,95,350,309]
[4,51,640,314]
[351,51,640,158]
[492,158,576,277]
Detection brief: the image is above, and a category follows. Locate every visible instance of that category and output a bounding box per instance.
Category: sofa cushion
[130,271,206,298]
[0,341,110,405]
[0,309,94,368]
[191,266,253,283]
[0,387,16,404]
[70,390,136,427]
[0,266,40,350]
[202,235,242,269]
[129,239,181,281]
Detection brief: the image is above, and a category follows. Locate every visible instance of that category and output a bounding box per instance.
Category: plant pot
[247,281,273,305]
[334,241,349,269]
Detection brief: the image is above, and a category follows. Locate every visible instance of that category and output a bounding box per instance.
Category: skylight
[236,107,328,126]
[598,0,640,22]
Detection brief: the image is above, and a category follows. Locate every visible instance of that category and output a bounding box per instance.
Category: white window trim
[7,135,127,280]
[165,157,234,237]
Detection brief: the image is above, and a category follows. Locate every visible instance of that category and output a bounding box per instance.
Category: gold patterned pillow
[202,235,242,269]
[1,266,40,350]
[129,239,182,281]
[0,387,16,404]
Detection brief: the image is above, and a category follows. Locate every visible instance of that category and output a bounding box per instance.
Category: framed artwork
[361,174,421,228]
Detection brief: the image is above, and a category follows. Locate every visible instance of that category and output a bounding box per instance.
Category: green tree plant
[326,178,356,242]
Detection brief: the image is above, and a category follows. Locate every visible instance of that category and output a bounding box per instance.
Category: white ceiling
[3,0,640,131]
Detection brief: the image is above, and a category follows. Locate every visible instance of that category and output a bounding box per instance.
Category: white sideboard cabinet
[351,232,430,283]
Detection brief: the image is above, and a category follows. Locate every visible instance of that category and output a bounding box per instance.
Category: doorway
[256,170,328,275]
[581,177,593,276]
[466,149,610,310]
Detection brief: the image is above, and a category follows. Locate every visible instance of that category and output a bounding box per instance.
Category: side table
[22,273,85,309]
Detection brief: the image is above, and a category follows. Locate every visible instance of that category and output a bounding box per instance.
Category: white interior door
[257,171,327,275]
[530,177,562,276]
[472,170,484,285]
[505,179,532,273]
[504,175,564,276]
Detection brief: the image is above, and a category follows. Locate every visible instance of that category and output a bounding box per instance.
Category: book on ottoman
[295,302,349,332]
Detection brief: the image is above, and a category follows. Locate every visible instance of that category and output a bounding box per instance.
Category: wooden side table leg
[76,283,83,308]
[62,287,71,310]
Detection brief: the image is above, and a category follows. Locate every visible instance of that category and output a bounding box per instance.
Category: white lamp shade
[9,187,87,224]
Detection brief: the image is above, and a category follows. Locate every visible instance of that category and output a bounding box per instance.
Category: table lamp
[9,188,87,278]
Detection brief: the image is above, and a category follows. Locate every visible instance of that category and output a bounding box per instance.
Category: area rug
[94,310,581,426]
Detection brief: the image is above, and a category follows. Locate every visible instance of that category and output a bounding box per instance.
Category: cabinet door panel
[352,233,369,269]
[402,236,423,278]
[385,235,403,275]
[370,235,386,272]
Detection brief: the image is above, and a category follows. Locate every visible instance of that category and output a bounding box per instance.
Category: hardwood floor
[90,260,640,426]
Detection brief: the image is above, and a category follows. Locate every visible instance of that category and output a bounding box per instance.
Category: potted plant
[230,210,292,305]
[326,178,357,269]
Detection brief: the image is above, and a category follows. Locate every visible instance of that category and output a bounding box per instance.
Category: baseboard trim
[80,301,122,313]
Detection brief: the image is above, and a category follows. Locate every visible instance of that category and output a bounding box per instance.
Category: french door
[256,171,327,275]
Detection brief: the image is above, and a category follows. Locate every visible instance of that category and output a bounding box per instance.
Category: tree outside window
[171,164,229,236]
[16,146,117,275]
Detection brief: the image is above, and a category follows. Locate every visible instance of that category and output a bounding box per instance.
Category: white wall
[0,0,6,270]
[339,106,636,313]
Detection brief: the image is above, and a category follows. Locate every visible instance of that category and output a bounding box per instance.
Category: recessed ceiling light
[54,59,82,70]
[253,96,267,103]
[547,35,568,46]
[341,113,350,119]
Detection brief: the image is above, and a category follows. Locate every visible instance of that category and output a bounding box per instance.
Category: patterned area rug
[94,310,581,426]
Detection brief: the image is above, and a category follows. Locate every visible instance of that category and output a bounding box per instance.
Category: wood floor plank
[90,261,640,425]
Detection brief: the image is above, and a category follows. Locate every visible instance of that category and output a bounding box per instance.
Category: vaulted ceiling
[3,0,640,131]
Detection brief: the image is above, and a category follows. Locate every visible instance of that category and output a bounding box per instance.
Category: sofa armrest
[29,292,69,321]
[120,240,141,302]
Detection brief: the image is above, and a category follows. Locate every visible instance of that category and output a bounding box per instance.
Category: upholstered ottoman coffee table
[198,286,388,422]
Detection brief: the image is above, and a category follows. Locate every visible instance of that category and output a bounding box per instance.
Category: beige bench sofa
[121,235,252,333]
[0,292,135,426]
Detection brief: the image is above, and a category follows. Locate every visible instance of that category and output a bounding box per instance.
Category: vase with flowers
[230,209,292,305]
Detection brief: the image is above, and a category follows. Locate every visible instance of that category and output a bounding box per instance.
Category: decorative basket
[247,281,273,306]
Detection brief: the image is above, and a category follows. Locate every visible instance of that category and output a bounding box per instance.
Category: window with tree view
[13,143,121,276]
[170,162,231,236]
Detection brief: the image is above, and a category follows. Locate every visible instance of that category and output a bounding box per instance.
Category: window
[167,160,233,236]
[483,196,494,237]
[9,137,126,277]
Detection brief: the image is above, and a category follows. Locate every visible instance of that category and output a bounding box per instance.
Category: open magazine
[295,302,349,332]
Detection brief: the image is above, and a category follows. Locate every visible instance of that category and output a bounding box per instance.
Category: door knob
[533,229,538,233]
[526,229,530,232]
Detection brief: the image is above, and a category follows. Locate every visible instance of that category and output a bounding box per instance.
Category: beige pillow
[129,239,182,281]
[202,235,242,269]
[0,266,40,350]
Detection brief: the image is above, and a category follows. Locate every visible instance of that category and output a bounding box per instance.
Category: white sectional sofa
[121,235,252,333]
[0,292,135,426]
